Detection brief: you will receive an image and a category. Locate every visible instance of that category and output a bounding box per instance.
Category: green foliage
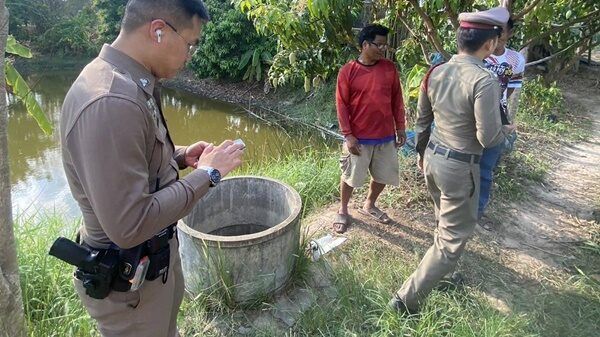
[402,63,427,122]
[518,76,585,139]
[7,35,32,58]
[5,38,53,134]
[293,239,534,337]
[35,7,99,56]
[238,48,273,81]
[92,0,127,44]
[237,149,339,213]
[237,0,362,87]
[236,0,598,87]
[7,0,69,43]
[189,0,275,80]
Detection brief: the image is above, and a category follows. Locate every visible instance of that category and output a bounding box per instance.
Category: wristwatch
[199,166,221,187]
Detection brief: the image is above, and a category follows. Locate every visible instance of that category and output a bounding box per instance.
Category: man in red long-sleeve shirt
[333,24,406,234]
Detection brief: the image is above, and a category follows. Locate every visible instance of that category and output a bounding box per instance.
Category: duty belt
[427,142,481,164]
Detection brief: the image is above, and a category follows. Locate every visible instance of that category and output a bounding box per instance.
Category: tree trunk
[0,3,27,336]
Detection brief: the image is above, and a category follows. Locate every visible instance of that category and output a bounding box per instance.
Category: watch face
[209,168,221,185]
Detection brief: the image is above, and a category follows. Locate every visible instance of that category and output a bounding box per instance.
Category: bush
[35,7,99,56]
[189,0,275,80]
[92,0,127,44]
[519,76,586,140]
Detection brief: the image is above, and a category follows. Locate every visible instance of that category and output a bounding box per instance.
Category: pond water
[7,70,329,220]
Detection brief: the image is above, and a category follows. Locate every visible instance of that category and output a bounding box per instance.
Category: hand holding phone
[233,138,246,150]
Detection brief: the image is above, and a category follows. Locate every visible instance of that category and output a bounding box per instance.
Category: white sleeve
[514,53,526,74]
[508,52,526,89]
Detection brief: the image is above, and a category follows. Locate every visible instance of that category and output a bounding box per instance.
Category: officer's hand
[184,141,212,168]
[196,140,244,177]
[395,130,406,148]
[345,135,361,155]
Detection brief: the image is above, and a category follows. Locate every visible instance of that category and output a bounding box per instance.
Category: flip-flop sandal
[358,207,391,224]
[332,213,349,234]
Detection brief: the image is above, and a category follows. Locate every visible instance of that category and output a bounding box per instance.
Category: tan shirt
[60,45,209,249]
[415,54,505,155]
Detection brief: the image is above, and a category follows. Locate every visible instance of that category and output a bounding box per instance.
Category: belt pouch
[114,245,145,292]
[145,245,170,282]
[144,226,171,282]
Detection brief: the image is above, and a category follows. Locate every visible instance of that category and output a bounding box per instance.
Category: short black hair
[122,0,210,33]
[456,27,499,53]
[358,24,389,46]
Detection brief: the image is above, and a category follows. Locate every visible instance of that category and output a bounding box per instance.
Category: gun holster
[49,224,176,299]
[74,249,120,299]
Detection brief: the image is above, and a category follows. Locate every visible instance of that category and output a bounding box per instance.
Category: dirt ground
[305,64,600,302]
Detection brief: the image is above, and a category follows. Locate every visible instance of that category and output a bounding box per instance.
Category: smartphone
[234,138,246,150]
[129,256,149,291]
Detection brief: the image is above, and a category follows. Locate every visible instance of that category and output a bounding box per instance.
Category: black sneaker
[436,272,465,291]
[387,295,417,316]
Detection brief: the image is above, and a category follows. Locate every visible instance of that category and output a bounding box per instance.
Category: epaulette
[108,67,139,100]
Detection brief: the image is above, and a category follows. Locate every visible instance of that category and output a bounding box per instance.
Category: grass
[16,209,600,337]
[236,147,340,214]
[259,239,537,336]
[271,81,338,128]
[15,212,98,337]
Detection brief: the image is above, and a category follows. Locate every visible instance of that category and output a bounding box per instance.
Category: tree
[189,0,275,81]
[92,0,127,44]
[1,3,52,335]
[6,0,68,43]
[0,4,26,337]
[237,0,362,90]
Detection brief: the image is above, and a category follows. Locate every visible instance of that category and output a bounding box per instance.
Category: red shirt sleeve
[336,66,353,136]
[391,67,406,131]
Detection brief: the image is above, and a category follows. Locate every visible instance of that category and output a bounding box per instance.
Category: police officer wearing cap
[60,0,243,336]
[388,7,508,314]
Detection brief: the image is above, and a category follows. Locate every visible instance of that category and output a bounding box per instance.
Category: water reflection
[8,71,330,220]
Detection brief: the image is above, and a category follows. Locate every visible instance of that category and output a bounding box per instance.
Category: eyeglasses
[162,20,198,55]
[493,26,503,38]
[368,41,388,50]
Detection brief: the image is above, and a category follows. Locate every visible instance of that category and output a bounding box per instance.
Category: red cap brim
[460,21,497,30]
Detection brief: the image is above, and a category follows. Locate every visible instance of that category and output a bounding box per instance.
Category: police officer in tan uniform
[59,1,243,336]
[388,8,509,314]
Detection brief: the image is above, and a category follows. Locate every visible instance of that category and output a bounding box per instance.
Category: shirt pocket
[148,124,167,189]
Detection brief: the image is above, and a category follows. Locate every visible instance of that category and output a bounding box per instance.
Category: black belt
[427,142,480,164]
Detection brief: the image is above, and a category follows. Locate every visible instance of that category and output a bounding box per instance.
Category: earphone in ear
[156,29,162,43]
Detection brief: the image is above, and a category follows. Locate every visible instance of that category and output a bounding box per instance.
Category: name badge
[146,98,159,127]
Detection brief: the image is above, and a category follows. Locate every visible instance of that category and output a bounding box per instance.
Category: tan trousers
[340,141,400,188]
[396,146,479,311]
[74,238,184,337]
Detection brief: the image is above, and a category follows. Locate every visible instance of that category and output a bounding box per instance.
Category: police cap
[458,7,509,30]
